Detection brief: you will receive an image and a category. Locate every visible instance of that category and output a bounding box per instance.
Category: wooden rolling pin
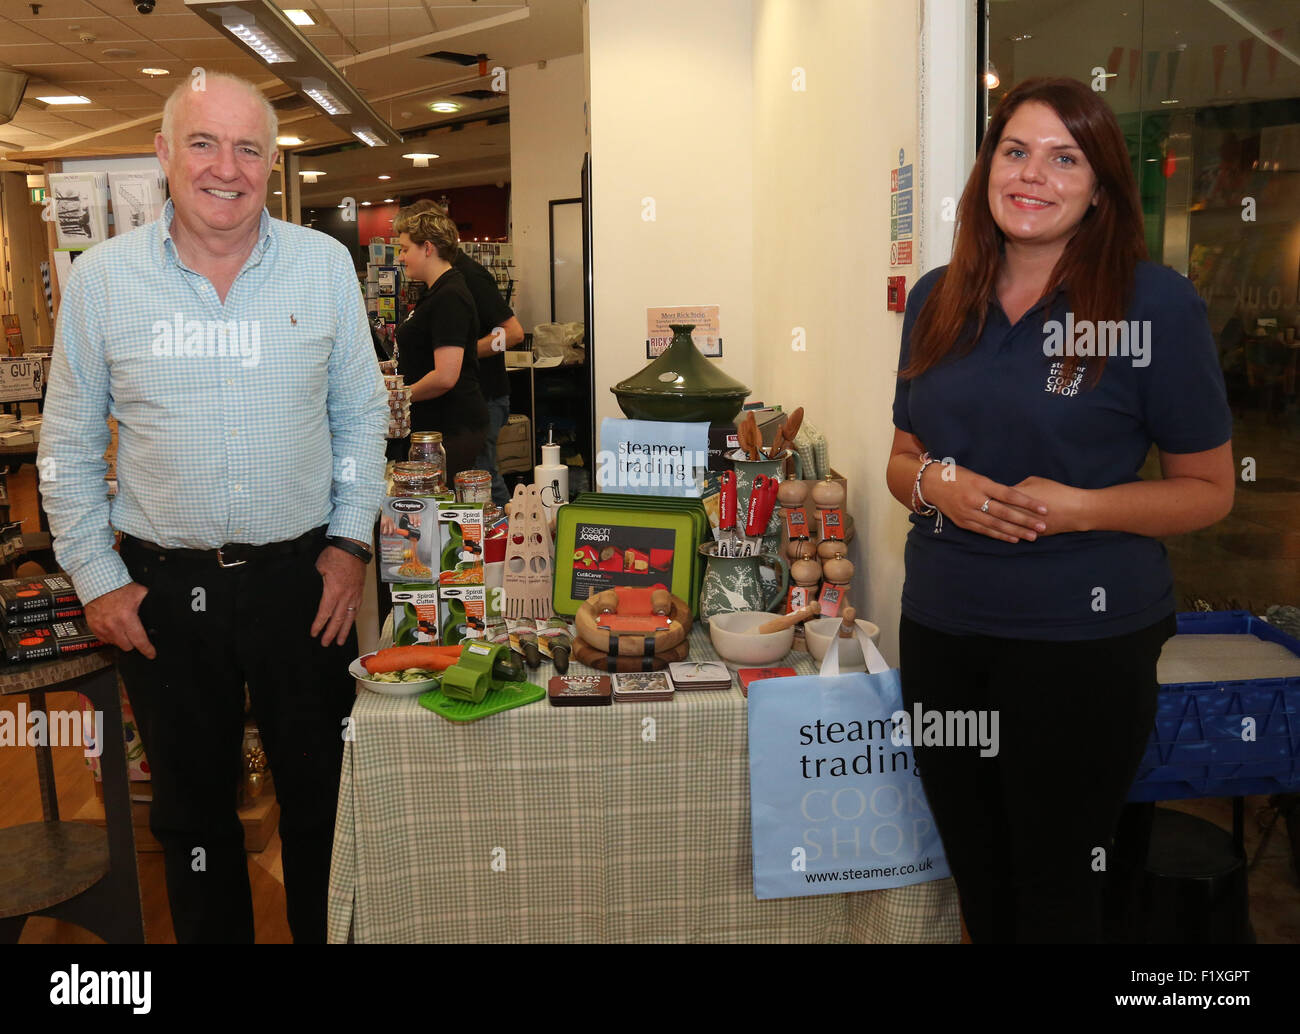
[757,601,821,635]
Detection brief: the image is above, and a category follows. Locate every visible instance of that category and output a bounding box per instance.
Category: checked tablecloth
[327,625,960,943]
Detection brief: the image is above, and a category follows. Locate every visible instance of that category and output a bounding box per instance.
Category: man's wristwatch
[326,536,374,564]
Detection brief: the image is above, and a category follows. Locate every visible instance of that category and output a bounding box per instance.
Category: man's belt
[122,526,325,568]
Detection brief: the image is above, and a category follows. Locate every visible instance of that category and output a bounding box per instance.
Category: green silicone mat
[417,680,546,723]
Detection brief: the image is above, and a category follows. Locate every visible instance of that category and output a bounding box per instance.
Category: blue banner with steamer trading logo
[747,632,950,899]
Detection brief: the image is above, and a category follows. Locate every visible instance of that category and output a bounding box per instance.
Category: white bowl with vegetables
[348,656,443,696]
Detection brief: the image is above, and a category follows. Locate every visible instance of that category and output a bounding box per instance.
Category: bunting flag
[1265,27,1284,83]
[1145,50,1161,96]
[1212,43,1227,93]
[1128,48,1140,91]
[1239,37,1254,87]
[1166,48,1182,100]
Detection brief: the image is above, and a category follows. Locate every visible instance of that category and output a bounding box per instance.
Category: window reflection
[987,0,1300,612]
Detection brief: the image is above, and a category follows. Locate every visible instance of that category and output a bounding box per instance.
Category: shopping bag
[748,625,950,899]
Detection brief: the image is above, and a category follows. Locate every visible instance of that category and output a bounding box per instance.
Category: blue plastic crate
[1127,611,1300,802]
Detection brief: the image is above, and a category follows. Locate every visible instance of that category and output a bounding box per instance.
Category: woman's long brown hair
[902,77,1147,387]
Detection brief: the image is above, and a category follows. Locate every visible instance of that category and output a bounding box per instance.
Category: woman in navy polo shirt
[888,78,1234,943]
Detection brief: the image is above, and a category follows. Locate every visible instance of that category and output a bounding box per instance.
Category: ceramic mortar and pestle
[708,602,820,667]
[804,608,882,666]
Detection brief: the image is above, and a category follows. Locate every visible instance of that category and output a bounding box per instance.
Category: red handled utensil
[742,475,779,554]
[719,470,741,556]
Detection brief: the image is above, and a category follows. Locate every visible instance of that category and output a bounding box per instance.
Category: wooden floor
[0,458,290,944]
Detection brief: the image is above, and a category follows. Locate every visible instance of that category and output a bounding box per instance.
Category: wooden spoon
[739,411,759,461]
[769,406,804,459]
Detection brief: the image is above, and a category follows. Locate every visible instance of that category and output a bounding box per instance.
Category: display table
[327,625,960,943]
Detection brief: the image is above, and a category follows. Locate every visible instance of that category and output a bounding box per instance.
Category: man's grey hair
[160,72,278,156]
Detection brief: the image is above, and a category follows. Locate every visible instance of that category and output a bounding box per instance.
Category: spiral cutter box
[438,503,488,643]
[1129,611,1300,801]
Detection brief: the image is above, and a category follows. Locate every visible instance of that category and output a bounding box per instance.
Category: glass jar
[391,461,445,497]
[409,431,447,482]
[454,469,493,505]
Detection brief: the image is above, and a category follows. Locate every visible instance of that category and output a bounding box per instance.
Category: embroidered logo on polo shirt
[1044,360,1085,396]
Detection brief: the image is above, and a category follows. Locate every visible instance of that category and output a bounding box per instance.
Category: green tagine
[612,324,750,423]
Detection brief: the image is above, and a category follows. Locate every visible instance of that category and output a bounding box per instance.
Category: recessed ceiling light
[283,9,316,26]
[299,170,325,183]
[1161,99,1180,105]
[140,67,170,77]
[37,95,91,105]
[276,135,305,147]
[361,201,372,206]
[429,101,460,114]
[378,174,391,180]
[382,198,394,203]
[402,152,439,167]
[273,190,282,195]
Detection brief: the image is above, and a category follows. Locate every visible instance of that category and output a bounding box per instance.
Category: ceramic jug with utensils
[699,543,789,625]
[731,449,802,560]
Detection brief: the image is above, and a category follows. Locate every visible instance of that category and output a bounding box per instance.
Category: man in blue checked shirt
[37,73,388,944]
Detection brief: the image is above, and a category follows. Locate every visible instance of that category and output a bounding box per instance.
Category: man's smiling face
[156,78,276,239]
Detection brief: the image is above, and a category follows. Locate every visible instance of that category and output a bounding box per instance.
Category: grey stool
[0,652,145,943]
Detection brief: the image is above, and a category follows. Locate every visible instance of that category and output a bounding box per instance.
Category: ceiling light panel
[185,0,402,146]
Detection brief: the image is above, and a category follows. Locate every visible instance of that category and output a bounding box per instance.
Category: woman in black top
[392,203,489,477]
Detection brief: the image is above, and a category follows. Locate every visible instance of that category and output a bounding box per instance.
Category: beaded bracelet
[911,453,938,515]
[911,453,944,534]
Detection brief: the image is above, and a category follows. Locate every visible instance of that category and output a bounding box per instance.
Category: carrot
[363,644,463,675]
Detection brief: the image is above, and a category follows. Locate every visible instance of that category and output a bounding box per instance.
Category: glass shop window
[985,0,1300,616]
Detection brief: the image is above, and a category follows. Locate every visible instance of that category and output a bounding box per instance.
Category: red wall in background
[409,184,509,240]
[357,203,399,245]
[354,185,509,244]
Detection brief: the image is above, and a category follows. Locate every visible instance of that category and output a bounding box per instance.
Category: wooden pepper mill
[777,475,812,563]
[817,538,847,561]
[788,556,822,652]
[819,555,854,619]
[791,557,822,595]
[812,475,846,546]
[821,556,854,592]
